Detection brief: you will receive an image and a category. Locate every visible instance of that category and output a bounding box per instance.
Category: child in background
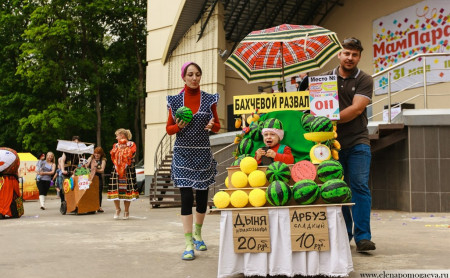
[36,153,45,182]
[53,157,64,196]
[255,120,294,165]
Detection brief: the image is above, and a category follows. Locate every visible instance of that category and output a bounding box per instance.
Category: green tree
[6,0,147,161]
[0,0,38,151]
[104,0,147,161]
[16,1,96,152]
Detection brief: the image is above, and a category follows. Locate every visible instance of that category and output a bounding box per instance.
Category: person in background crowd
[296,72,309,91]
[58,136,81,214]
[321,37,375,252]
[166,62,220,261]
[52,156,63,198]
[0,148,22,219]
[37,152,56,210]
[85,147,107,213]
[107,129,139,219]
[35,153,45,182]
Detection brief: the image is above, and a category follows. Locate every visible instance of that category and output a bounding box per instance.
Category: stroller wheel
[60,201,67,215]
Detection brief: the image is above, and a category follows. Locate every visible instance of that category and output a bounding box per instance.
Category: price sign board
[289,206,330,252]
[77,175,90,190]
[232,209,271,253]
[309,75,340,120]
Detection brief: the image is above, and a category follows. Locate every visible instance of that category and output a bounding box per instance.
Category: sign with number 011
[232,209,271,253]
[289,206,330,252]
[308,75,340,120]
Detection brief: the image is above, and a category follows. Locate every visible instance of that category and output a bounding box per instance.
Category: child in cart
[254,118,294,165]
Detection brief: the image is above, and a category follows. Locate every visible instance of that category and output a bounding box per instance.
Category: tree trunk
[96,88,101,147]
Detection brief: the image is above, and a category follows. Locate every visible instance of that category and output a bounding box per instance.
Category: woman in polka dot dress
[166,62,220,260]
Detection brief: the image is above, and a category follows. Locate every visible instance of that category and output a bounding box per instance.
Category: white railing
[369,53,450,123]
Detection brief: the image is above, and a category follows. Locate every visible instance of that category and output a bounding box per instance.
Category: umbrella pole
[280,42,286,92]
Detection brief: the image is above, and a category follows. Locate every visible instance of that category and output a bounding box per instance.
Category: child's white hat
[262,128,284,141]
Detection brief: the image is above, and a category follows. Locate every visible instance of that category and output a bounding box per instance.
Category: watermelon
[266,180,292,206]
[310,116,333,132]
[320,179,352,203]
[263,118,283,130]
[230,154,250,166]
[292,179,320,205]
[266,161,291,183]
[301,113,315,132]
[237,138,254,155]
[317,160,344,182]
[248,121,263,141]
[75,167,90,176]
[175,106,193,123]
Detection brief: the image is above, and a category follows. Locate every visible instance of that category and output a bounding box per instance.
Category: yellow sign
[63,179,71,194]
[17,152,39,200]
[233,91,310,115]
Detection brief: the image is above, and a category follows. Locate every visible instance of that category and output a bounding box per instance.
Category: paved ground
[1,195,449,278]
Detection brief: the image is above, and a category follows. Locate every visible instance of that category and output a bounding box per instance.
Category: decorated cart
[57,140,99,214]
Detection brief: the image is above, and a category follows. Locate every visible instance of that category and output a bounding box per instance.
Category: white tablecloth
[218,206,353,278]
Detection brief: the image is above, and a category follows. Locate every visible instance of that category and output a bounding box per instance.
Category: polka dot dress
[167,91,219,190]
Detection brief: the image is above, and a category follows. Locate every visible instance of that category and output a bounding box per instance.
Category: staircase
[369,123,407,153]
[149,132,236,208]
[150,151,182,208]
[150,133,180,208]
[367,53,450,152]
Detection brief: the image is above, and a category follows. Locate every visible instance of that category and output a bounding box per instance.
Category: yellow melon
[231,171,248,188]
[248,170,267,187]
[230,190,249,208]
[213,191,230,209]
[249,188,266,207]
[240,157,258,174]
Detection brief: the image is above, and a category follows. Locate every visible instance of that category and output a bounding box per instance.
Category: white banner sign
[78,175,90,190]
[372,0,450,95]
[308,75,340,120]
